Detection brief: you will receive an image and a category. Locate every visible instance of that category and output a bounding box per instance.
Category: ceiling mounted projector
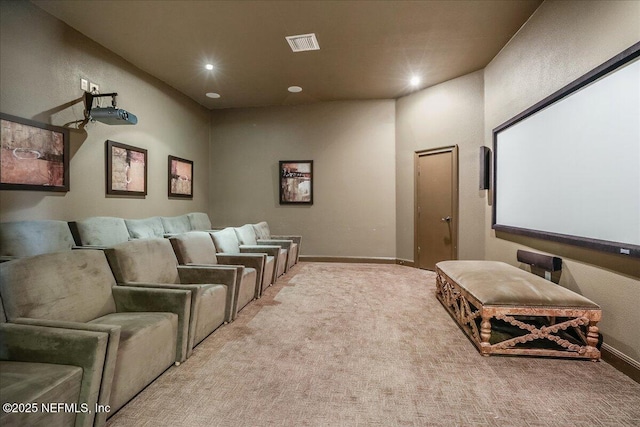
[90,107,137,125]
[84,92,138,125]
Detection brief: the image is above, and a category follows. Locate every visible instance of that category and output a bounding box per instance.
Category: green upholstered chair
[0,300,110,427]
[169,232,260,315]
[234,224,288,276]
[252,221,301,269]
[211,228,277,294]
[69,216,130,248]
[0,220,75,262]
[104,238,236,354]
[0,250,191,423]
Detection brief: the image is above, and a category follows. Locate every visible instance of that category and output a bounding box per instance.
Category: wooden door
[415,146,458,270]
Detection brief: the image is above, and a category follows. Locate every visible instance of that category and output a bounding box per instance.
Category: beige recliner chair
[0,250,191,424]
[211,228,277,295]
[104,238,237,354]
[0,300,110,427]
[252,221,301,269]
[234,224,288,277]
[170,232,260,316]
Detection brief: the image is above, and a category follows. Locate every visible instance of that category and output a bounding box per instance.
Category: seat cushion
[187,212,212,231]
[73,216,130,247]
[436,261,600,309]
[170,232,218,265]
[124,217,164,239]
[0,361,81,427]
[160,215,191,235]
[0,250,117,323]
[89,312,178,413]
[234,224,258,245]
[211,228,241,253]
[0,220,74,258]
[105,239,181,284]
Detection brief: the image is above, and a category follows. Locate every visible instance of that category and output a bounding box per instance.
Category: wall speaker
[479,146,491,190]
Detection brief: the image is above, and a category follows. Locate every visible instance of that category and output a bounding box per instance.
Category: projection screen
[493,42,640,258]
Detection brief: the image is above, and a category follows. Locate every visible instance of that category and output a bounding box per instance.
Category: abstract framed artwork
[105,140,147,196]
[168,155,193,198]
[279,160,313,205]
[0,112,70,192]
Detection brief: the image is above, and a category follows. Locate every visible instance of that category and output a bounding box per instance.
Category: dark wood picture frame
[0,112,70,192]
[106,140,147,196]
[168,155,193,199]
[279,160,313,205]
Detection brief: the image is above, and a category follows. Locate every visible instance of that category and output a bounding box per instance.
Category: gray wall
[209,101,396,258]
[484,0,640,361]
[0,1,210,222]
[395,70,485,262]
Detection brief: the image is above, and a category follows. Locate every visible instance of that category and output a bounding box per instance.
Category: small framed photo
[106,140,147,196]
[279,160,313,205]
[168,155,193,198]
[0,112,70,192]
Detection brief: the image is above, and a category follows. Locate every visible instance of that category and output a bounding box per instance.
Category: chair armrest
[0,322,110,427]
[177,265,237,322]
[271,235,302,246]
[112,286,191,363]
[240,245,280,258]
[257,239,293,250]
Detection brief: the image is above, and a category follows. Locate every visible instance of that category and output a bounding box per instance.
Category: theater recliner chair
[0,301,110,427]
[234,224,288,277]
[252,221,301,269]
[170,232,260,316]
[124,217,165,239]
[104,238,236,353]
[211,228,277,295]
[160,214,192,237]
[0,250,191,424]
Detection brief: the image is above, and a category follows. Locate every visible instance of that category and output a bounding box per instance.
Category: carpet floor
[106,262,640,427]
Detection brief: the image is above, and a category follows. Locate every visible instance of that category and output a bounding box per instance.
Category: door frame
[414,145,459,269]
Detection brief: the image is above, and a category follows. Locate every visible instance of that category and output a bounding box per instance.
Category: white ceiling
[33,0,542,110]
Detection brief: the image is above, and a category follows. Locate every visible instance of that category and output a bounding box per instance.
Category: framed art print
[0,112,69,192]
[106,140,147,196]
[168,155,193,198]
[279,160,313,205]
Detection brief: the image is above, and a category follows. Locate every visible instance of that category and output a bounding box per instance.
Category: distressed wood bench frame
[435,263,601,361]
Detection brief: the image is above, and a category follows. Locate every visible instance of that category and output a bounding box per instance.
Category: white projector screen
[493,43,640,258]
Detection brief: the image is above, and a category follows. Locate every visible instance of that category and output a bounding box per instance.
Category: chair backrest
[105,238,181,284]
[124,217,165,239]
[187,212,212,231]
[0,250,117,323]
[210,228,241,253]
[71,216,130,247]
[234,224,258,245]
[252,222,271,240]
[160,215,192,234]
[170,232,218,265]
[0,220,74,258]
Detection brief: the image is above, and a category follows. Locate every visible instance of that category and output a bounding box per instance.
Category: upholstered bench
[435,260,601,360]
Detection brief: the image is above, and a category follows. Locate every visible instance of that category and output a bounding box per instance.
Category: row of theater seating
[0,214,301,427]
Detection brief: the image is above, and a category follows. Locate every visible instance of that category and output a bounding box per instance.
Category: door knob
[441,216,451,222]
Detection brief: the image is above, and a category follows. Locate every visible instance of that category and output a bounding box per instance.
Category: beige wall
[209,101,396,257]
[395,71,485,262]
[485,0,640,361]
[0,1,210,222]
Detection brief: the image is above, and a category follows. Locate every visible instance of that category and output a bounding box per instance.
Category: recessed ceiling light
[410,76,421,86]
[288,86,303,93]
[206,92,221,98]
[205,64,214,70]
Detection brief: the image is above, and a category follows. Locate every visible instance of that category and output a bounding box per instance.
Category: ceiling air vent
[286,33,320,52]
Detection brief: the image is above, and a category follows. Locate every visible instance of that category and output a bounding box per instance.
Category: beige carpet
[106,262,640,426]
